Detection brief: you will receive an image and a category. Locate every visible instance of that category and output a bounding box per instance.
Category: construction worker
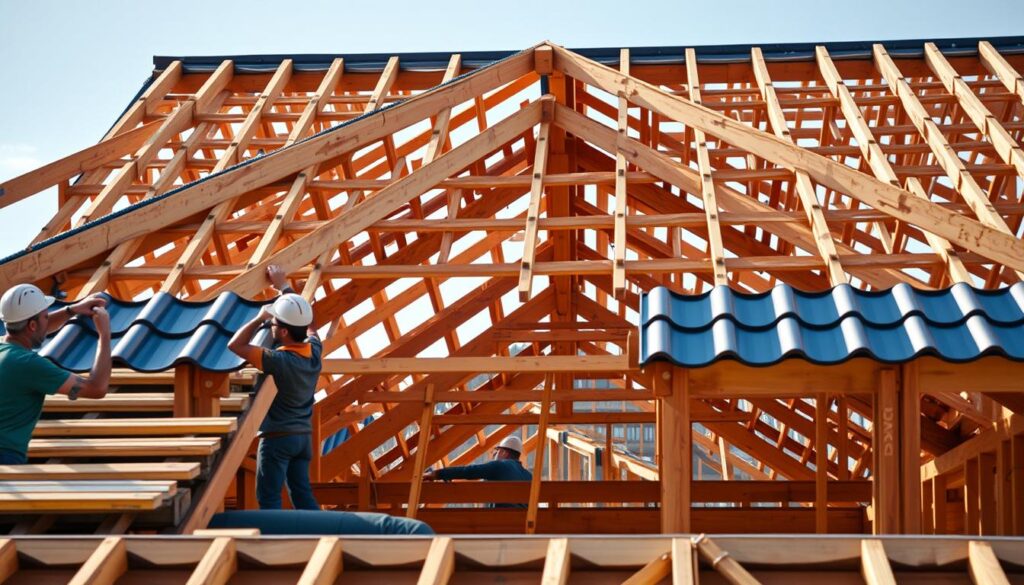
[423,434,532,508]
[0,285,110,465]
[227,265,321,510]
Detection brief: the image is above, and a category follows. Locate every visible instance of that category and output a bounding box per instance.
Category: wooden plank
[424,55,463,164]
[968,541,1011,585]
[518,119,551,301]
[104,60,183,139]
[406,385,435,519]
[541,538,570,585]
[0,480,176,493]
[685,48,727,286]
[27,437,221,458]
[623,552,671,585]
[44,393,249,413]
[694,535,761,585]
[417,536,454,585]
[751,48,846,285]
[671,538,697,585]
[526,375,554,534]
[180,379,279,534]
[186,537,236,585]
[549,44,1024,274]
[0,492,163,512]
[0,48,535,290]
[0,462,200,481]
[32,417,236,437]
[612,49,630,297]
[860,540,896,585]
[979,41,1024,108]
[67,537,127,585]
[297,537,343,585]
[322,354,630,374]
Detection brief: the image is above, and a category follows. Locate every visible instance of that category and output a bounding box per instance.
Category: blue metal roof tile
[641,284,1024,368]
[3,293,274,373]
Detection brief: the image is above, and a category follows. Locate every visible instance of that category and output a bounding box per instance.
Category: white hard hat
[0,284,55,323]
[266,293,313,327]
[498,435,523,454]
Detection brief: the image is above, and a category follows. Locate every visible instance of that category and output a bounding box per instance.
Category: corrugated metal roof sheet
[0,292,272,372]
[640,283,1024,367]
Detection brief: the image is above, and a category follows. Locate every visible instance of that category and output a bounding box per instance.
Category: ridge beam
[751,48,847,286]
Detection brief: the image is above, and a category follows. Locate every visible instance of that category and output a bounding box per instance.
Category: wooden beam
[815,46,969,283]
[541,538,570,585]
[685,48,727,287]
[406,385,436,519]
[213,98,544,300]
[612,49,630,298]
[526,375,554,534]
[323,354,630,374]
[518,119,551,301]
[816,393,828,533]
[671,538,697,585]
[0,48,536,290]
[549,44,1024,274]
[901,361,921,534]
[925,43,1024,190]
[297,537,343,585]
[968,540,1011,585]
[68,537,127,585]
[660,367,691,533]
[186,537,236,585]
[751,48,846,285]
[417,536,454,585]
[694,535,760,585]
[874,369,900,534]
[860,540,896,585]
[979,41,1024,112]
[873,44,1024,280]
[623,553,671,585]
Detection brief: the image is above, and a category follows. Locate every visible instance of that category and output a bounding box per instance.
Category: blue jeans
[257,434,320,510]
[209,509,434,535]
[0,449,26,464]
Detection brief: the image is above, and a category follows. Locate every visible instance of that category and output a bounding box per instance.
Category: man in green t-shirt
[0,284,112,464]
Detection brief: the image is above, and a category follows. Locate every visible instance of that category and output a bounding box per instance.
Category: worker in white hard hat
[0,284,110,464]
[228,265,321,510]
[423,432,532,508]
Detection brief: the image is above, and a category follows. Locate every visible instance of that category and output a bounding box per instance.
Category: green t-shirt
[0,342,71,456]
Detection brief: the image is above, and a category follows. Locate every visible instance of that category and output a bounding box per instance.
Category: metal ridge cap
[152,35,1024,73]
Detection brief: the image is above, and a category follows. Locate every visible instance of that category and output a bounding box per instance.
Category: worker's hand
[92,307,110,338]
[256,305,273,324]
[422,470,438,481]
[266,265,289,290]
[70,294,107,316]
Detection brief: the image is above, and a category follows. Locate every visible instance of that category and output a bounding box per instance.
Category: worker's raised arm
[55,307,111,399]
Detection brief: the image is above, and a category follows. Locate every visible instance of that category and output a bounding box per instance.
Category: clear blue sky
[1,0,1022,258]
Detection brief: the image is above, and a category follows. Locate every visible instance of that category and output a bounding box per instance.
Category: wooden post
[660,366,691,533]
[1013,435,1024,535]
[174,365,194,418]
[980,452,997,535]
[407,384,436,519]
[998,439,1012,535]
[873,369,900,534]
[901,362,921,534]
[933,473,948,534]
[966,457,980,535]
[815,393,828,534]
[526,375,553,534]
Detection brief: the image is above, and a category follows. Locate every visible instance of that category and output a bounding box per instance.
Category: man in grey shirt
[228,265,321,510]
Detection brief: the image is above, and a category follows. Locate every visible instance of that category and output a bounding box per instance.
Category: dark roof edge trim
[154,35,1024,74]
